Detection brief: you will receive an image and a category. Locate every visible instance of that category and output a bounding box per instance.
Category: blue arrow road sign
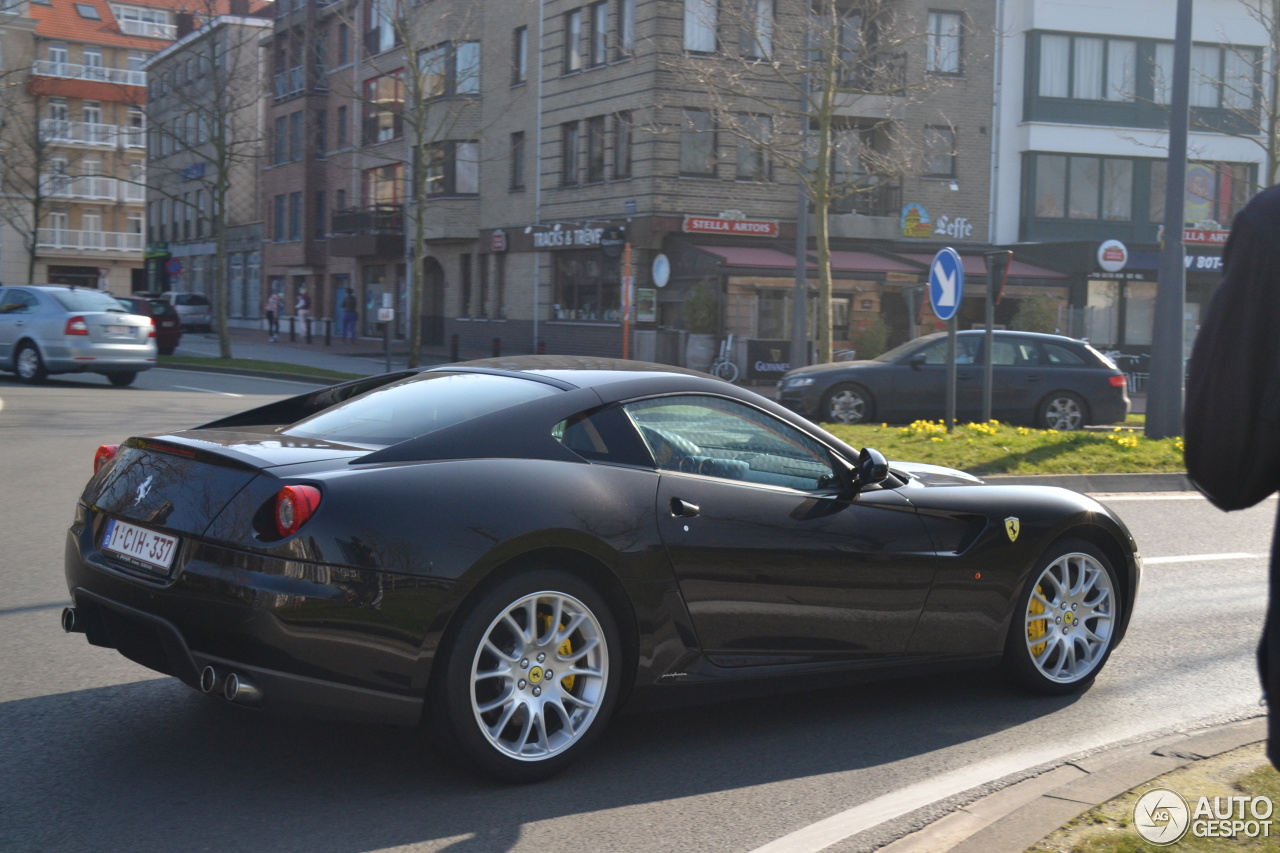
[929,247,964,322]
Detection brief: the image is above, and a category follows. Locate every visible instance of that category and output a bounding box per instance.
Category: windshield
[282,372,560,446]
[873,334,944,363]
[51,289,128,313]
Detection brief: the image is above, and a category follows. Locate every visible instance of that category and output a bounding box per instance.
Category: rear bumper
[64,506,457,725]
[44,341,156,374]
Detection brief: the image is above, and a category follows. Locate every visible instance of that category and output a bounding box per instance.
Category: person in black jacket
[1185,184,1280,766]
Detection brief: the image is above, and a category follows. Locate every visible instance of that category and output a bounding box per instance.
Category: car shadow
[0,669,1081,852]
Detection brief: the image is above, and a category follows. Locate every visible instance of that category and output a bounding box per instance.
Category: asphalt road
[0,370,1271,853]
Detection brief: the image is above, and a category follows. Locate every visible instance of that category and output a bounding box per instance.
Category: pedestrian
[296,288,311,335]
[341,291,358,343]
[265,290,281,342]
[1185,184,1280,767]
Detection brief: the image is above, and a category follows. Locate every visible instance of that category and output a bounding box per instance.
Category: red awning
[696,246,805,268]
[898,252,1067,280]
[825,251,922,273]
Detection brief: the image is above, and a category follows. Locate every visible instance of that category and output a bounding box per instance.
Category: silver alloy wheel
[469,590,609,762]
[16,346,42,381]
[826,387,868,424]
[1041,395,1083,430]
[1024,551,1115,683]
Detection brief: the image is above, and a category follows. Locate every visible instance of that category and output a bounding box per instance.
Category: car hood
[783,359,882,378]
[892,460,984,486]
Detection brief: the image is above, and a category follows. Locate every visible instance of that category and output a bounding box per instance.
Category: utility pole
[1146,0,1193,439]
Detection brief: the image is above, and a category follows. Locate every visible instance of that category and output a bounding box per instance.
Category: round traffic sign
[929,248,964,322]
[165,259,183,276]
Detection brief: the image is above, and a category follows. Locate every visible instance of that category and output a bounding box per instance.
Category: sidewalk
[170,325,443,378]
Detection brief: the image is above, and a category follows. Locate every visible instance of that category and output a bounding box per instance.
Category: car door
[889,336,983,422]
[0,288,40,363]
[625,394,937,662]
[983,335,1044,423]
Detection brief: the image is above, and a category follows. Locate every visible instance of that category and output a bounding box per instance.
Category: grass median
[823,419,1185,476]
[159,355,362,382]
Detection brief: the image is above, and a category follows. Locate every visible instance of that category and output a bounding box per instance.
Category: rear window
[282,372,559,446]
[148,300,176,316]
[51,289,128,313]
[173,293,210,306]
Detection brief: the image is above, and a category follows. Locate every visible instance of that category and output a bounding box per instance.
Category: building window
[338,23,350,64]
[420,42,479,98]
[740,0,772,59]
[362,163,403,206]
[273,194,286,241]
[923,125,955,177]
[926,11,962,74]
[314,191,326,239]
[1039,33,1135,102]
[555,253,618,321]
[288,192,302,240]
[565,8,583,72]
[337,105,348,147]
[680,108,715,176]
[1154,42,1258,110]
[736,114,770,180]
[510,131,526,190]
[289,111,302,161]
[614,110,632,178]
[561,121,580,185]
[363,74,403,144]
[590,1,608,66]
[1033,153,1133,221]
[617,0,635,58]
[1150,160,1252,225]
[424,141,480,196]
[513,26,528,83]
[684,0,717,52]
[456,42,480,94]
[460,253,473,316]
[315,109,327,158]
[586,116,606,182]
[364,0,401,56]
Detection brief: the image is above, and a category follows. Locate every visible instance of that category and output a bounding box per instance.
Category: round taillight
[65,315,89,336]
[275,485,321,537]
[94,444,119,474]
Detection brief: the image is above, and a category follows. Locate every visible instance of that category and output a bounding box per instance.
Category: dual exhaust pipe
[200,666,263,705]
[62,608,263,706]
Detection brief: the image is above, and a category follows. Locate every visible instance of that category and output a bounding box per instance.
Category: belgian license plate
[102,519,179,573]
[105,325,131,336]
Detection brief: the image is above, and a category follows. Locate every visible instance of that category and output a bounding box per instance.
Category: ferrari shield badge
[1004,517,1020,542]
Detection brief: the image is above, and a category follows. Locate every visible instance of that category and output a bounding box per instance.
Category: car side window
[921,337,980,365]
[991,340,1041,366]
[552,405,652,467]
[1041,343,1086,365]
[624,395,838,491]
[0,290,38,315]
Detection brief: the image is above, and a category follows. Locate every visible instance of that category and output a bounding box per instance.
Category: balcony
[329,204,404,257]
[118,18,177,39]
[37,229,144,252]
[40,174,145,203]
[273,66,305,99]
[32,60,146,88]
[829,182,902,217]
[40,119,140,148]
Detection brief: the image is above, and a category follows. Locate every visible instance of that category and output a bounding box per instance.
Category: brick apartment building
[258,0,1047,373]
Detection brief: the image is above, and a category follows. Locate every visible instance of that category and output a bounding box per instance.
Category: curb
[877,716,1267,853]
[155,361,361,385]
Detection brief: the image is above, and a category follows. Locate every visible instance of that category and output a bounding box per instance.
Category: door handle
[670,498,700,518]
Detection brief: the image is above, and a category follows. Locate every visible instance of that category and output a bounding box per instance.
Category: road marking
[173,385,243,397]
[747,745,1075,853]
[1143,552,1263,565]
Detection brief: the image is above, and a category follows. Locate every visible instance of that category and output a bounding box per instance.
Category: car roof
[443,355,713,391]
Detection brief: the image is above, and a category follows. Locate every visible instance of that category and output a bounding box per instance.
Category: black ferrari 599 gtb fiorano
[64,357,1140,781]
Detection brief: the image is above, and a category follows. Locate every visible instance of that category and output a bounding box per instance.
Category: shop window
[554,253,619,321]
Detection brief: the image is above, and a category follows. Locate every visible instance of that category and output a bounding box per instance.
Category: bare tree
[142,5,268,359]
[662,0,961,362]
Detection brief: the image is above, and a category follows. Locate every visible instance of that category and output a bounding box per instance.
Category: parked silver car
[166,292,212,331]
[0,285,156,386]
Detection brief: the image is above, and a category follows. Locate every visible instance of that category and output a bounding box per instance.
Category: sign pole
[982,250,1012,423]
[622,241,632,360]
[929,248,965,433]
[946,317,957,432]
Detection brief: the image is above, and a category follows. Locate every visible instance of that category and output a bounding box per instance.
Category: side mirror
[845,447,889,497]
[909,353,926,371]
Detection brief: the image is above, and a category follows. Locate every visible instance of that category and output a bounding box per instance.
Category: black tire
[430,569,622,782]
[821,383,873,425]
[107,372,137,387]
[159,347,175,357]
[1037,391,1087,431]
[1002,537,1121,695]
[14,343,47,384]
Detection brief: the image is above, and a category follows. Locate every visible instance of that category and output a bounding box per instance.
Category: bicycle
[711,333,740,383]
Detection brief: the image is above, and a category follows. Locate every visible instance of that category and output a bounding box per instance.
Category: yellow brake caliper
[539,615,576,692]
[1028,585,1048,656]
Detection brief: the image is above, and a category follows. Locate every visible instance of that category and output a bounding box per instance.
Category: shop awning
[825,250,922,274]
[696,246,806,268]
[897,252,1068,280]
